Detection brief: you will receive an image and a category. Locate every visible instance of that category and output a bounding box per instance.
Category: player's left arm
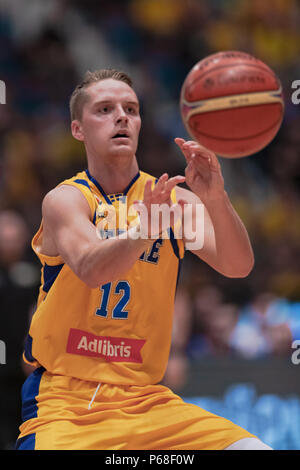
[175,137,254,278]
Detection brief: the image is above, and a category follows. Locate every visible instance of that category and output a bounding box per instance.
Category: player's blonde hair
[69,69,133,121]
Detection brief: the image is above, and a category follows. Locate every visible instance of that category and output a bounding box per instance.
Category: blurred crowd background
[0,0,300,450]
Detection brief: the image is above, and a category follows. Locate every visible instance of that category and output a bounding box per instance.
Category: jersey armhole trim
[31,223,64,265]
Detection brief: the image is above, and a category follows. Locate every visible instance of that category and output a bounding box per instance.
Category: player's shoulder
[59,169,90,187]
[42,171,91,219]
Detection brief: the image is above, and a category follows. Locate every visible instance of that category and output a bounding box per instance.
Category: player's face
[74,79,141,160]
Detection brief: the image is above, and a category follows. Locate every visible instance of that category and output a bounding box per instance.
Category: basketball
[180,51,284,158]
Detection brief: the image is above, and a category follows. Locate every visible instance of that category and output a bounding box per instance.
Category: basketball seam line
[183,62,279,93]
[182,87,282,107]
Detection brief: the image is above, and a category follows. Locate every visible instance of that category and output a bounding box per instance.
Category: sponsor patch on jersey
[66,328,145,363]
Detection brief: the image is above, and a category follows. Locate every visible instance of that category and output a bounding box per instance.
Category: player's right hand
[133,173,186,239]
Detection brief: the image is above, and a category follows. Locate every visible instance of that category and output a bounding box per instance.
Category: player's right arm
[41,173,185,288]
[41,184,153,288]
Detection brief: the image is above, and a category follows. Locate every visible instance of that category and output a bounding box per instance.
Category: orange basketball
[180,51,284,158]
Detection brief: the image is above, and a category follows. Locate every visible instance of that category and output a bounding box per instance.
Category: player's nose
[115,105,128,124]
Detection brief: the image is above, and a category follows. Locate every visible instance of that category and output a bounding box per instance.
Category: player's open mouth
[112,132,130,140]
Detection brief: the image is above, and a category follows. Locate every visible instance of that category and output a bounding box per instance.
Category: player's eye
[99,105,111,114]
[126,106,137,115]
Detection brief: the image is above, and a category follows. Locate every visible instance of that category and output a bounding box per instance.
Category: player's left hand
[175,137,225,203]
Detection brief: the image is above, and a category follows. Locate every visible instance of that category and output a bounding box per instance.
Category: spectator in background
[186,284,238,359]
[230,292,294,359]
[0,210,39,449]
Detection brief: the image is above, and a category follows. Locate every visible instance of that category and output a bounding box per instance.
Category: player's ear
[71,120,84,141]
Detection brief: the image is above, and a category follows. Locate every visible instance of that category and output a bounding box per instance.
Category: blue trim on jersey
[85,169,140,202]
[168,227,180,259]
[123,171,140,195]
[176,258,182,290]
[73,178,91,190]
[24,334,36,363]
[42,263,64,293]
[16,367,45,450]
[85,169,112,205]
[15,433,36,450]
[74,178,98,224]
[20,367,45,422]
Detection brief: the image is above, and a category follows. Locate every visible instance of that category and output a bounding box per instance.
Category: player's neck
[87,155,139,194]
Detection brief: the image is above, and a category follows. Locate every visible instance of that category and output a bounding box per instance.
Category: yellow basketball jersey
[24,169,185,386]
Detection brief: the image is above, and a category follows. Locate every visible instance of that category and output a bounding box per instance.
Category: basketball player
[16,69,272,450]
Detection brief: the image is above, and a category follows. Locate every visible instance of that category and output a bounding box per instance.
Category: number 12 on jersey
[95,281,130,319]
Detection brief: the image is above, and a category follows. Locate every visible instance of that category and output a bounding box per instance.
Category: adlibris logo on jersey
[66,328,146,363]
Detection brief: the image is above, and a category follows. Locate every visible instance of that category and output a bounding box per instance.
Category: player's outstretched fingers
[177,138,216,165]
[164,175,186,203]
[154,173,168,193]
[175,137,192,163]
[192,150,221,174]
[148,174,168,203]
[181,140,220,174]
[143,179,154,204]
[153,175,185,206]
[164,175,185,192]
